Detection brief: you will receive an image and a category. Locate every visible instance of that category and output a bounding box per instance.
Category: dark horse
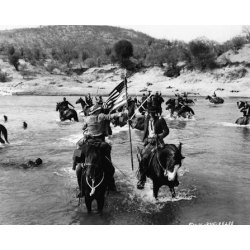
[165,98,195,119]
[0,124,9,144]
[75,97,91,116]
[56,102,79,122]
[235,101,250,125]
[75,143,109,213]
[110,99,136,127]
[138,143,185,199]
[183,98,195,105]
[205,95,224,104]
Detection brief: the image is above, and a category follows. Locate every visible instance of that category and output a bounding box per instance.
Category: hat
[89,104,103,115]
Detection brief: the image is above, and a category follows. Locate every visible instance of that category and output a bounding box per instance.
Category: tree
[242,25,250,42]
[9,53,20,71]
[104,47,112,56]
[188,39,217,71]
[81,51,89,62]
[8,45,15,56]
[114,40,133,61]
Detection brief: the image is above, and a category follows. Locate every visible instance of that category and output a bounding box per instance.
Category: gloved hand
[128,119,133,126]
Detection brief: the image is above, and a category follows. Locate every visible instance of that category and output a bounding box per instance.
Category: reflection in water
[241,127,250,140]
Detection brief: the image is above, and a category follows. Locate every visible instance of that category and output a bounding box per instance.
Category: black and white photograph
[0,0,249,248]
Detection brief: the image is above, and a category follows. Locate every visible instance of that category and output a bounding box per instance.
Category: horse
[235,101,250,125]
[110,100,136,127]
[75,97,91,116]
[165,98,195,119]
[56,102,79,122]
[0,124,9,144]
[137,143,185,199]
[205,95,224,104]
[183,98,195,106]
[74,143,109,213]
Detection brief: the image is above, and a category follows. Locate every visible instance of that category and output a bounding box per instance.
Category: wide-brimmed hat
[89,104,103,115]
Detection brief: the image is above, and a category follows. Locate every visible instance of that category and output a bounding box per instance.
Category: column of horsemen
[1,88,250,212]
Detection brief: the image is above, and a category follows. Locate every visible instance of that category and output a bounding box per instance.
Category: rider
[241,102,250,116]
[212,91,217,98]
[152,91,164,116]
[135,106,169,189]
[73,104,128,195]
[61,97,75,110]
[95,95,103,105]
[85,93,93,107]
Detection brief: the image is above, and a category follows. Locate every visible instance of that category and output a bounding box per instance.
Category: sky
[0,0,249,44]
[0,25,245,44]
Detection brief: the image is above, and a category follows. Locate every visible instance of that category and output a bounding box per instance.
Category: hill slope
[0,25,155,57]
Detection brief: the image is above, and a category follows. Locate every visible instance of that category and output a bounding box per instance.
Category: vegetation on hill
[0,25,250,82]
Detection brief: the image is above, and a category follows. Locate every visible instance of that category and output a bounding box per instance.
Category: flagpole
[125,72,134,171]
[130,93,153,120]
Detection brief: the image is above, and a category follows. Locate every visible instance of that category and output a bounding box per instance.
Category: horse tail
[1,125,9,144]
[176,143,185,165]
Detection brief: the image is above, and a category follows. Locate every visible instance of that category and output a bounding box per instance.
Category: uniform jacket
[142,116,169,141]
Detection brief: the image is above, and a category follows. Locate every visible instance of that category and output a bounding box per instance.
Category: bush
[45,61,60,73]
[0,70,8,82]
[8,53,20,71]
[85,58,96,68]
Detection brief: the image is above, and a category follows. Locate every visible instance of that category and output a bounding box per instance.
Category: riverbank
[1,60,250,98]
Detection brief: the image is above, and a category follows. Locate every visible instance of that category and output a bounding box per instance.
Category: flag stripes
[103,78,127,111]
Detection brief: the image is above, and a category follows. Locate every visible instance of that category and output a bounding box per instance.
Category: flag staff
[124,70,134,171]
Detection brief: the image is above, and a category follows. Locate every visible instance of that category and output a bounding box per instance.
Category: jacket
[142,116,169,142]
[82,113,120,137]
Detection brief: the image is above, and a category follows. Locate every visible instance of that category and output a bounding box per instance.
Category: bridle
[155,148,175,177]
[83,148,104,196]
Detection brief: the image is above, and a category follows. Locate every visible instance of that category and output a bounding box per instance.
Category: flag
[103,78,128,112]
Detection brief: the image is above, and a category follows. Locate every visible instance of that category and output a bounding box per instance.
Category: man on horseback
[61,97,75,110]
[73,104,128,196]
[136,106,169,189]
[85,93,93,107]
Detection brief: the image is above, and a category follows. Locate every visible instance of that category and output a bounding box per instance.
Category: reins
[156,148,175,176]
[86,172,105,196]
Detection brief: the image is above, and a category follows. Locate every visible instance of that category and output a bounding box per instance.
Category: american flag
[103,78,128,112]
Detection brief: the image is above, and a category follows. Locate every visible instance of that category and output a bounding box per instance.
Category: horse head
[162,144,185,182]
[85,144,102,180]
[205,95,211,100]
[56,102,61,111]
[237,101,246,109]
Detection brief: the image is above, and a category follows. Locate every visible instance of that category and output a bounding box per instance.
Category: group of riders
[67,88,250,198]
[70,90,181,197]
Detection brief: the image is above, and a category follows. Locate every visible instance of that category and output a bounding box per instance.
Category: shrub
[9,53,20,71]
[45,61,60,73]
[85,58,96,68]
[0,70,8,82]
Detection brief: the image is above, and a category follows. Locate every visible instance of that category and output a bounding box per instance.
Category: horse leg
[97,196,105,213]
[0,136,5,144]
[170,188,176,198]
[85,196,92,213]
[153,182,160,199]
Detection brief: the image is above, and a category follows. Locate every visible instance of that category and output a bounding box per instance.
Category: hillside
[0,25,155,58]
[1,26,250,98]
[1,43,250,97]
